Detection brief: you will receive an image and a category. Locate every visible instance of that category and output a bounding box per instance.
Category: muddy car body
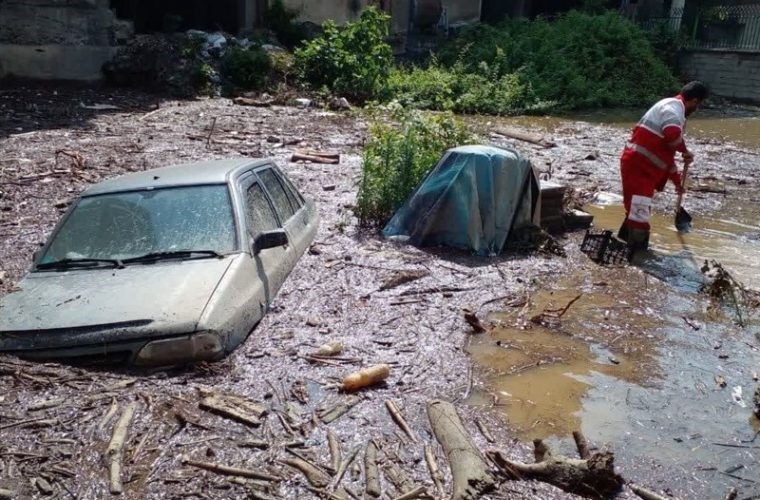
[0,159,318,366]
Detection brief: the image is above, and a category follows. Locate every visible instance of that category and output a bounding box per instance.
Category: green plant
[182,32,206,58]
[221,46,272,90]
[356,105,476,227]
[194,62,216,94]
[265,0,307,49]
[294,7,393,102]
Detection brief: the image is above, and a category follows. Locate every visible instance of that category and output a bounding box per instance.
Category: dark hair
[680,81,709,100]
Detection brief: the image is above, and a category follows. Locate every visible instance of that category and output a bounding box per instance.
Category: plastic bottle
[342,364,391,391]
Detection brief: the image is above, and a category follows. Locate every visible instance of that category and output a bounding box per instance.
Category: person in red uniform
[619,81,710,253]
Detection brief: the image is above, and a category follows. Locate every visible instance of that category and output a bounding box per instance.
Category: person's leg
[621,162,655,252]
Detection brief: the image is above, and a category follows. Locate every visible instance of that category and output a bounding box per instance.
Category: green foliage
[221,46,272,91]
[294,7,393,102]
[435,10,679,111]
[644,21,688,72]
[265,0,307,49]
[356,105,476,227]
[182,32,206,58]
[193,62,216,94]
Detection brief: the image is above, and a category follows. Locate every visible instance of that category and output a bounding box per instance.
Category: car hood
[0,257,234,348]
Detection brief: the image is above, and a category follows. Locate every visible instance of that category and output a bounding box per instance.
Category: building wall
[281,0,374,25]
[680,49,760,104]
[442,0,481,24]
[0,0,132,80]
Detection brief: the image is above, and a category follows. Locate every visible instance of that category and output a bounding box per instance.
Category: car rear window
[259,168,296,222]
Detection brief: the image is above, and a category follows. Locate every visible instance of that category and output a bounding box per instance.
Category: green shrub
[265,0,307,49]
[436,10,679,111]
[356,105,476,227]
[221,46,272,90]
[294,7,393,102]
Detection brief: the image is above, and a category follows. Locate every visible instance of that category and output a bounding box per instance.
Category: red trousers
[620,157,660,231]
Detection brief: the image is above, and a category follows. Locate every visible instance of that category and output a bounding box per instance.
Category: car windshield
[39,185,237,265]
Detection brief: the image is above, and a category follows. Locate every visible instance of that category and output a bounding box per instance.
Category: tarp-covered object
[382,145,540,256]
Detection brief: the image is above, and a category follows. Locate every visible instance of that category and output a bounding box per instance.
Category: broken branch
[106,401,137,494]
[385,400,418,443]
[183,458,280,481]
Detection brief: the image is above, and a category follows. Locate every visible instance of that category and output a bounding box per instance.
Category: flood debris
[494,126,556,148]
[385,400,418,443]
[753,386,760,419]
[291,149,340,164]
[427,400,496,500]
[183,458,281,481]
[106,401,138,494]
[364,440,382,498]
[628,483,679,500]
[315,396,361,424]
[199,392,268,427]
[424,445,445,496]
[463,309,487,334]
[316,341,343,357]
[341,364,390,391]
[491,432,624,499]
[379,270,428,292]
[701,259,756,327]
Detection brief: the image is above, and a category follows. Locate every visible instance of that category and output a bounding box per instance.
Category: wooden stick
[494,127,556,148]
[391,486,428,500]
[291,152,339,164]
[0,488,16,499]
[364,440,381,498]
[572,430,590,459]
[328,430,342,473]
[99,398,119,431]
[424,445,444,496]
[475,419,495,443]
[385,400,418,443]
[427,400,495,500]
[280,457,330,488]
[206,117,217,148]
[183,458,280,481]
[629,483,678,500]
[331,446,360,490]
[106,402,137,494]
[725,487,738,500]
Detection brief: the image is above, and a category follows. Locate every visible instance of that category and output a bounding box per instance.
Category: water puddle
[468,205,760,497]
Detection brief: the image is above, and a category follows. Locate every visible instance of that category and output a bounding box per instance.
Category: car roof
[82,158,271,196]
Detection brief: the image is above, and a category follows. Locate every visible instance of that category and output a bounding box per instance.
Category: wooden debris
[328,430,342,473]
[291,149,340,164]
[183,458,280,481]
[531,293,583,325]
[382,460,415,496]
[27,398,65,412]
[99,398,119,431]
[331,446,361,490]
[364,440,381,498]
[426,400,495,500]
[463,309,487,334]
[233,96,272,107]
[424,445,444,496]
[496,438,624,499]
[385,400,418,443]
[106,401,137,494]
[316,396,361,424]
[342,364,390,391]
[715,374,727,388]
[753,386,760,419]
[572,430,591,459]
[34,477,54,496]
[199,393,268,427]
[629,483,678,500]
[0,488,16,499]
[475,419,495,443]
[392,486,428,500]
[725,487,738,500]
[0,417,56,431]
[494,126,556,148]
[379,271,428,292]
[281,457,330,488]
[238,439,270,449]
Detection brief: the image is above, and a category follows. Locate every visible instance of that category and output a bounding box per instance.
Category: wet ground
[1,84,759,499]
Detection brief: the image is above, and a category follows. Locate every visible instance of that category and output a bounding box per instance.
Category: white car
[0,159,318,366]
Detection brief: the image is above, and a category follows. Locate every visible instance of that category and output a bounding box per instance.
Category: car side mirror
[253,229,288,255]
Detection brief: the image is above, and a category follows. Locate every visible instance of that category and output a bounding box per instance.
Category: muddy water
[468,110,760,498]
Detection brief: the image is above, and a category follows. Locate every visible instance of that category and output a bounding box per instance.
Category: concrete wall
[0,0,132,80]
[281,0,373,25]
[680,49,760,104]
[442,0,481,25]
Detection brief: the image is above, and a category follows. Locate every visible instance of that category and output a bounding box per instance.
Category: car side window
[259,168,296,222]
[245,182,278,236]
[274,167,304,209]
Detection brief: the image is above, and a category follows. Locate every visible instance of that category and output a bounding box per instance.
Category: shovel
[675,162,693,232]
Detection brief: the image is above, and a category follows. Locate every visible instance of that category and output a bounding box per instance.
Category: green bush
[221,46,272,90]
[436,10,679,111]
[265,0,307,49]
[294,7,393,102]
[356,105,476,227]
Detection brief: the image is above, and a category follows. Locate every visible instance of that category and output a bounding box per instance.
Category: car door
[257,166,312,259]
[240,174,289,304]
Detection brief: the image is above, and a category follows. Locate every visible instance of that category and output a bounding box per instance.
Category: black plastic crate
[580,229,631,265]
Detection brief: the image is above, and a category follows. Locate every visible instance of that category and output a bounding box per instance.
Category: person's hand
[682,149,694,166]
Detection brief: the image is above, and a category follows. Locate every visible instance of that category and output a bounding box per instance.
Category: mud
[1,84,759,499]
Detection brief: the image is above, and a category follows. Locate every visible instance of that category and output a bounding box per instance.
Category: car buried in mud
[0,159,318,366]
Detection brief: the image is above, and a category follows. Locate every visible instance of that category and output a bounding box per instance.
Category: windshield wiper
[36,258,124,270]
[122,250,223,264]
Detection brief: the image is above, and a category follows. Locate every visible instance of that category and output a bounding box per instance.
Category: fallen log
[106,402,137,494]
[496,438,624,499]
[426,400,496,500]
[494,127,556,148]
[233,96,272,107]
[291,150,340,164]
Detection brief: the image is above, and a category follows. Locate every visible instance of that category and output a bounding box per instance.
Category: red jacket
[622,95,687,190]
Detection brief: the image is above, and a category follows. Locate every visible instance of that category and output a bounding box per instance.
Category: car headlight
[134,332,223,366]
